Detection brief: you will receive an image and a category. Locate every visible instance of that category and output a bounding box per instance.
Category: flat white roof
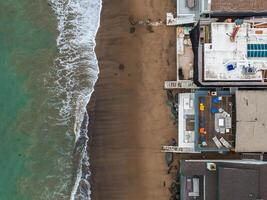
[204,22,267,81]
[178,93,195,149]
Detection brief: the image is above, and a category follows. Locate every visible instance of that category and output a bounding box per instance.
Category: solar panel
[247,44,267,57]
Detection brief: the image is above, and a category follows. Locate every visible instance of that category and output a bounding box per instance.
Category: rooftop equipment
[227,63,236,71]
[186,0,196,9]
[247,44,267,57]
[242,65,257,75]
[207,162,216,171]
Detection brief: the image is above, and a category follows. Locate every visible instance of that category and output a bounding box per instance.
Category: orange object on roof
[230,26,240,42]
[255,30,263,34]
[200,128,205,134]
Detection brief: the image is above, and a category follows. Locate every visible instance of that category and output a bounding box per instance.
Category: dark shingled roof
[218,167,259,200]
[180,160,267,200]
[211,0,267,12]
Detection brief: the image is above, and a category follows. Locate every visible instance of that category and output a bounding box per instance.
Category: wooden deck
[197,95,234,150]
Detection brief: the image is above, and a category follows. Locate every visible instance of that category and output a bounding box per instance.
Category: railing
[164,80,198,89]
[161,145,200,153]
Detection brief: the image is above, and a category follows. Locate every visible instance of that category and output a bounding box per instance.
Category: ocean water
[0,0,101,199]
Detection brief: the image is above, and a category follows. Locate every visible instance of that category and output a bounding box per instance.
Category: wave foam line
[48,0,102,199]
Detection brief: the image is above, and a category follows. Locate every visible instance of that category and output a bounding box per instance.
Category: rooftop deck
[194,90,234,152]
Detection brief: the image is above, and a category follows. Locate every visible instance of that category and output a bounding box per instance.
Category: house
[180,159,267,200]
[197,20,267,86]
[174,90,267,153]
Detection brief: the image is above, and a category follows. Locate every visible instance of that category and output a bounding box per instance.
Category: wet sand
[88,0,177,199]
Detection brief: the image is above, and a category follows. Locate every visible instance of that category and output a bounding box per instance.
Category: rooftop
[177,90,234,153]
[211,0,267,12]
[203,22,267,82]
[180,160,267,200]
[178,93,195,149]
[235,90,267,152]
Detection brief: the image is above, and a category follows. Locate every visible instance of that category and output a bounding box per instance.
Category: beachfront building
[180,159,267,200]
[163,89,267,153]
[163,1,267,152]
[168,0,267,26]
[166,0,210,26]
[174,90,234,153]
[177,93,195,151]
[165,0,267,89]
[198,20,267,86]
[165,0,211,89]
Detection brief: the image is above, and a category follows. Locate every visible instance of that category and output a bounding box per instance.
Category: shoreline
[88,0,177,199]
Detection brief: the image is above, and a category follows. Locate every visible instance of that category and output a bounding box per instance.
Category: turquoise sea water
[0,1,62,199]
[0,0,101,199]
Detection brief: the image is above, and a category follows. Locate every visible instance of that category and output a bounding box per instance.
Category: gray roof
[218,167,259,200]
[180,160,267,200]
[211,0,267,12]
[235,90,267,152]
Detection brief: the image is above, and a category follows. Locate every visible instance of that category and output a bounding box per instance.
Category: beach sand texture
[88,0,177,199]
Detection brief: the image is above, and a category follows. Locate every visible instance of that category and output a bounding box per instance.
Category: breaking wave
[48,0,102,199]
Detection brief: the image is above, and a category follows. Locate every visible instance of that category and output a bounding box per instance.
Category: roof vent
[207,162,217,171]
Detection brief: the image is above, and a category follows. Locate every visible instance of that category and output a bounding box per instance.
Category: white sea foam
[48,0,102,199]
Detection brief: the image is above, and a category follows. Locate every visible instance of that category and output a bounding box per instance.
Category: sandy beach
[88,0,177,199]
